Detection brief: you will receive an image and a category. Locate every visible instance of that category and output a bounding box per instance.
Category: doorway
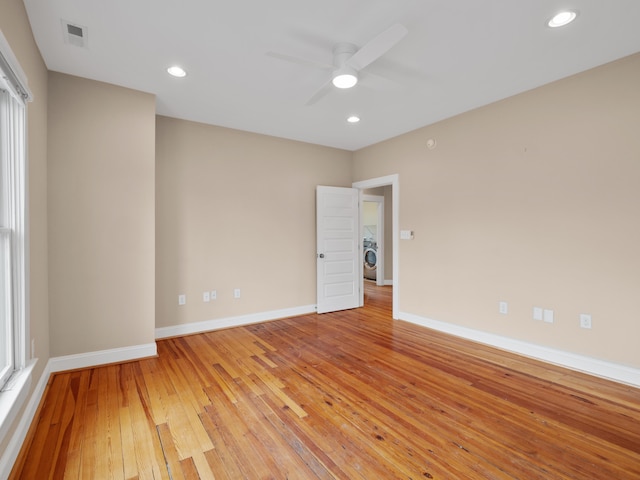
[352,174,399,320]
[362,194,384,286]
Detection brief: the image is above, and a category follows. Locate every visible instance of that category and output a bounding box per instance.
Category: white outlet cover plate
[499,302,508,314]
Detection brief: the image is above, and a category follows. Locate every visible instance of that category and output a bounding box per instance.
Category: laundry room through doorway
[362,186,392,288]
[354,175,398,318]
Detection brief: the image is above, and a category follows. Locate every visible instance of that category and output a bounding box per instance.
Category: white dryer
[363,240,377,280]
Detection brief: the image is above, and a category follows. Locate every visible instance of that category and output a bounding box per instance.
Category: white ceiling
[23,0,640,151]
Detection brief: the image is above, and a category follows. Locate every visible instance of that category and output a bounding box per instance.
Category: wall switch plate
[543,309,554,323]
[400,230,414,240]
[234,288,241,298]
[203,291,210,302]
[178,294,186,306]
[533,307,543,321]
[499,301,508,314]
[211,290,217,300]
[580,313,592,329]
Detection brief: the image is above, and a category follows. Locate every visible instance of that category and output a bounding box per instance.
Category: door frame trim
[352,174,399,319]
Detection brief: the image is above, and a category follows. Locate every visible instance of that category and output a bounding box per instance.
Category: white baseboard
[398,311,640,388]
[0,360,50,480]
[48,342,158,373]
[156,305,316,339]
[384,279,393,286]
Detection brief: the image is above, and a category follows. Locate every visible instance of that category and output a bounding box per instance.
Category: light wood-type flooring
[11,283,640,479]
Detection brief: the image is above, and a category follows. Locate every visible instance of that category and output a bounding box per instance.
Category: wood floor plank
[199,416,240,480]
[125,368,171,480]
[60,370,91,479]
[178,456,200,480]
[118,405,139,480]
[10,284,640,479]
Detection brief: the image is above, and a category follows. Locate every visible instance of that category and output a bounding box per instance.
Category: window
[0,35,30,392]
[0,190,12,387]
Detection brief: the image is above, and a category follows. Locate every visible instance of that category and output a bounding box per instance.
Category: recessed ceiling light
[167,66,187,78]
[547,10,577,28]
[347,115,360,124]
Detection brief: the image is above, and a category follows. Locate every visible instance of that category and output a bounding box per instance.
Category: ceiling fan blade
[358,70,402,92]
[265,51,334,71]
[346,23,408,72]
[305,79,333,106]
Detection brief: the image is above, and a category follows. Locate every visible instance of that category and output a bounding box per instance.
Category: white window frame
[0,89,27,386]
[0,28,33,445]
[0,224,14,387]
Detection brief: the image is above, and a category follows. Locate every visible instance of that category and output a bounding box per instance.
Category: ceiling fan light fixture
[547,10,577,27]
[332,67,358,89]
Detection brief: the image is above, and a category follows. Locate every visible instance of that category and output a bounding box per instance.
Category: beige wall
[48,73,156,355]
[156,116,352,328]
[353,53,640,368]
[0,0,49,456]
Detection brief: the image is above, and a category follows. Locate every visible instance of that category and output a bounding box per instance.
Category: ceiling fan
[267,23,408,105]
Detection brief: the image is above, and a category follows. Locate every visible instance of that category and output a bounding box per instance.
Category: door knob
[318,253,325,258]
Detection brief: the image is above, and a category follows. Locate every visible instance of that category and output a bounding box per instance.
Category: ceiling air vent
[62,20,88,48]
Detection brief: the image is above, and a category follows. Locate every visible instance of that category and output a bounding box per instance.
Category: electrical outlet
[580,313,592,329]
[533,307,543,321]
[211,290,217,300]
[178,294,186,306]
[234,288,241,298]
[499,301,508,314]
[203,291,210,302]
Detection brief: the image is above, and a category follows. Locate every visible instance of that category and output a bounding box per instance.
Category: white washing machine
[363,240,377,280]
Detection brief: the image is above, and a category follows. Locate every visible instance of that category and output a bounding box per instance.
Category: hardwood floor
[11,283,640,479]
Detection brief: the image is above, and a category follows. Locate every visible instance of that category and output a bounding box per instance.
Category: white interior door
[316,186,359,314]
